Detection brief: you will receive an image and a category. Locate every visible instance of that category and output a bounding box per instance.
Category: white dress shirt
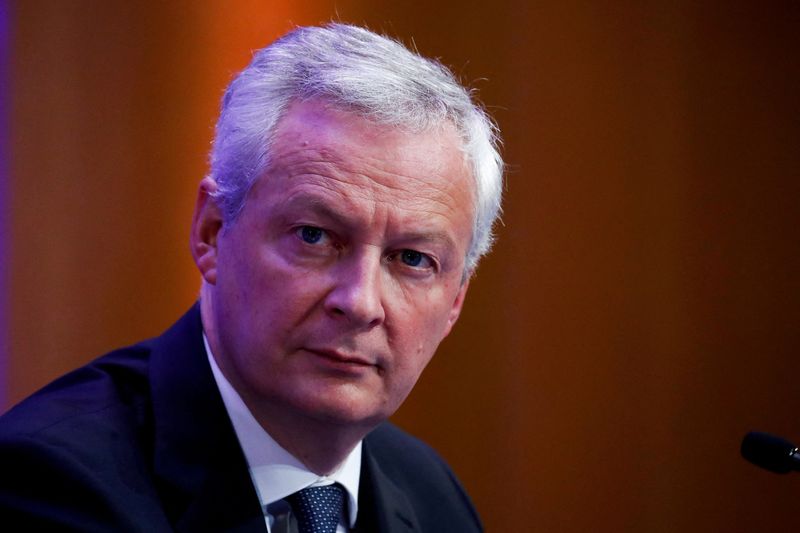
[204,335,361,533]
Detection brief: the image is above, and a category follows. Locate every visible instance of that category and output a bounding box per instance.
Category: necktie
[287,484,345,533]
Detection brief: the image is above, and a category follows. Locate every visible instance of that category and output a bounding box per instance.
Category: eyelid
[291,224,440,272]
[294,224,331,245]
[392,249,439,272]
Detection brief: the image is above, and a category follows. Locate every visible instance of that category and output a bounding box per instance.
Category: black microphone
[741,431,800,474]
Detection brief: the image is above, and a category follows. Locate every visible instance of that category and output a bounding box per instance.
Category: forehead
[270,100,468,178]
[254,100,476,232]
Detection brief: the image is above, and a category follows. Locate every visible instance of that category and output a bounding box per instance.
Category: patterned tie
[287,484,345,533]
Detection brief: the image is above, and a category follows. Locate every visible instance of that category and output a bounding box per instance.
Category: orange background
[5,1,800,531]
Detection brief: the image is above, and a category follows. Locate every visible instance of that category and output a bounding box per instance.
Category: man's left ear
[443,278,470,338]
[190,177,223,285]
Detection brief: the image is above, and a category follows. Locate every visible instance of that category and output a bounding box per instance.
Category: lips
[304,347,375,367]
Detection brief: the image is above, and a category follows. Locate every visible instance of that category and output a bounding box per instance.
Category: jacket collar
[356,434,421,533]
[148,304,266,532]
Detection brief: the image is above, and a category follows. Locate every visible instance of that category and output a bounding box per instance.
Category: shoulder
[365,422,452,473]
[0,344,152,439]
[0,344,169,531]
[364,422,483,532]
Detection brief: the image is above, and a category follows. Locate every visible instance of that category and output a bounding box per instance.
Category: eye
[401,250,424,266]
[395,249,435,270]
[297,225,326,244]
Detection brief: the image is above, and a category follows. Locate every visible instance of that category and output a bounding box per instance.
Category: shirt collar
[204,334,361,527]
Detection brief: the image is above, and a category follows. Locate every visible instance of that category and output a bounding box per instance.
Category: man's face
[200,100,474,430]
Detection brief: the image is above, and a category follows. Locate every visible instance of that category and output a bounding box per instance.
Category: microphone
[741,431,800,474]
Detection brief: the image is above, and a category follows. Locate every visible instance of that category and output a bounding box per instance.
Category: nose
[324,252,385,329]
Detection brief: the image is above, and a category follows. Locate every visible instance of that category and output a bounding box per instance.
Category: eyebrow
[277,193,459,251]
[395,230,458,251]
[278,194,355,228]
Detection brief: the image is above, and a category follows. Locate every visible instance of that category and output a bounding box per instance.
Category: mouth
[303,348,377,369]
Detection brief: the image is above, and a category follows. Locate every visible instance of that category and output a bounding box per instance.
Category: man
[0,24,503,532]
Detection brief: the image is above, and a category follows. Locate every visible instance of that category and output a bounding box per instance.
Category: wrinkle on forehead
[274,166,465,222]
[247,100,476,255]
[271,100,472,186]
[278,180,458,244]
[267,136,472,215]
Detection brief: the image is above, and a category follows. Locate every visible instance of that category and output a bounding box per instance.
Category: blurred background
[2,1,799,530]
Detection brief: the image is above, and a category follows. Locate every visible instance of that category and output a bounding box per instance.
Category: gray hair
[209,23,503,273]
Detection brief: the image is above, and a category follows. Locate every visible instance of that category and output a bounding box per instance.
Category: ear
[442,278,470,338]
[190,177,223,285]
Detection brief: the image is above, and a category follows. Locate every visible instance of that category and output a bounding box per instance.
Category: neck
[248,402,366,475]
[199,289,370,475]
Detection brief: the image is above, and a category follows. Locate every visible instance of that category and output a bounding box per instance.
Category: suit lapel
[148,305,266,532]
[355,436,420,533]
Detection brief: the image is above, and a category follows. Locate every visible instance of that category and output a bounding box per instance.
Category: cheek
[383,336,437,413]
[390,304,448,375]
[391,283,461,370]
[221,238,298,305]
[224,252,330,345]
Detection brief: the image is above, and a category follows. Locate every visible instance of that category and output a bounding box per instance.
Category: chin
[290,386,393,429]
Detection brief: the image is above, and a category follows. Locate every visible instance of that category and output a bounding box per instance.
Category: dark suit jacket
[0,306,482,532]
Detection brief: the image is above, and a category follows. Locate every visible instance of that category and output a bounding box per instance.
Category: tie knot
[287,484,345,533]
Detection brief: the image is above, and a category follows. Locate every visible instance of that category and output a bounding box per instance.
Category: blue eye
[299,226,324,244]
[400,250,427,267]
